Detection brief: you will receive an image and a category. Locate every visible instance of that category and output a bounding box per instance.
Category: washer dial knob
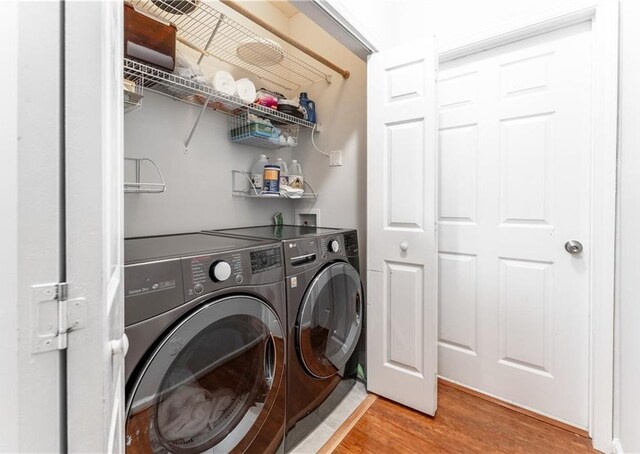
[209,261,232,282]
[328,239,340,253]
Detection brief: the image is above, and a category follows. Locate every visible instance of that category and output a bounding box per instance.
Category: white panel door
[438,22,593,428]
[65,2,125,452]
[367,41,438,414]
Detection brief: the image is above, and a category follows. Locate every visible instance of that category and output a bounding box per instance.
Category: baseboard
[612,438,624,454]
[317,393,378,454]
[438,378,589,438]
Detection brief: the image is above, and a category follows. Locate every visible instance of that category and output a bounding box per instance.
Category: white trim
[436,2,618,452]
[0,1,19,450]
[612,438,625,454]
[588,2,618,452]
[439,0,600,62]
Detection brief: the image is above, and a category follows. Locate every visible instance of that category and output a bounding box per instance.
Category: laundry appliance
[124,232,287,454]
[209,226,364,451]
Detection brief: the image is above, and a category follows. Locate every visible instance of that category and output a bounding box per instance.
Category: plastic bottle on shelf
[289,160,304,190]
[275,157,289,186]
[250,154,269,189]
[299,92,316,123]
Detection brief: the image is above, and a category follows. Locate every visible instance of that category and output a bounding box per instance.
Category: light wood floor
[332,382,596,453]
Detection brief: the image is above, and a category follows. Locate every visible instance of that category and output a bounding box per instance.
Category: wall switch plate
[329,150,342,167]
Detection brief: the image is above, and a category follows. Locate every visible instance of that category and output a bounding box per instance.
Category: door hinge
[32,282,86,353]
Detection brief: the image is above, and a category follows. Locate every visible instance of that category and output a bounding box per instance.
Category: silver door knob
[564,240,583,255]
[400,242,408,251]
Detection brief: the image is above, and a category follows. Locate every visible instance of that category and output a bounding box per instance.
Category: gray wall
[124,93,298,237]
[289,11,367,267]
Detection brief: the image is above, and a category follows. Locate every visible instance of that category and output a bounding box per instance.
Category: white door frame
[439,1,618,452]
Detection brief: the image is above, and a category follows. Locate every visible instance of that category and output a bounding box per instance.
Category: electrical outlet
[329,150,342,167]
[314,123,323,133]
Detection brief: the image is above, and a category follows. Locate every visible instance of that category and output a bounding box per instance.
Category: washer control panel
[182,245,283,300]
[319,235,346,259]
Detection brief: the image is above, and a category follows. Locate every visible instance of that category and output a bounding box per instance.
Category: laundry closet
[122,1,368,453]
[6,1,630,453]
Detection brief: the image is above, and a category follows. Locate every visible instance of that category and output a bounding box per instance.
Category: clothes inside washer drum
[157,381,235,441]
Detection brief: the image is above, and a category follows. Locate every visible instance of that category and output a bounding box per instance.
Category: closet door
[367,41,438,414]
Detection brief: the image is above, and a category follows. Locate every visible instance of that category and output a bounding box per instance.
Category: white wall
[614,2,640,452]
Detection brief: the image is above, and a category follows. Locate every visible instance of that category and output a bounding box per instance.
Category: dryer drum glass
[297,262,363,379]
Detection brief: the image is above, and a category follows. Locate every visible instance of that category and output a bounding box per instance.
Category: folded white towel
[235,78,257,103]
[211,70,236,96]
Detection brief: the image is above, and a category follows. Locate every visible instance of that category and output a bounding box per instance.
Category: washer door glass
[126,296,284,454]
[297,262,363,379]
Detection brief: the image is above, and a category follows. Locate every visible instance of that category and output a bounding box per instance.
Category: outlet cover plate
[329,150,342,167]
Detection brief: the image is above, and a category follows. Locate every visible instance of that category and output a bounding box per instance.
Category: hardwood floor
[332,382,596,453]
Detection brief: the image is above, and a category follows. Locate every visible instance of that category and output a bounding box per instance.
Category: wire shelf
[127,0,332,91]
[124,58,316,128]
[229,111,298,149]
[232,170,317,200]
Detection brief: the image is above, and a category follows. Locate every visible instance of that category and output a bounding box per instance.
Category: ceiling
[268,0,299,18]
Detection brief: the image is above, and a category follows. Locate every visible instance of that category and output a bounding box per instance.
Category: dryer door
[126,296,284,454]
[297,262,363,379]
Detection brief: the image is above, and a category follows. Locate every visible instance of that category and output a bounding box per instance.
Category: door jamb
[438,2,618,452]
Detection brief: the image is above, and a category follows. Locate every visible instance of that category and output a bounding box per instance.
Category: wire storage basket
[229,111,299,149]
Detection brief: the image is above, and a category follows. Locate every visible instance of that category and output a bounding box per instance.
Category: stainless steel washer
[124,233,287,454]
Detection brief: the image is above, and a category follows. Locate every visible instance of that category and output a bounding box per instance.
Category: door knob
[110,333,129,357]
[564,240,583,255]
[400,242,408,251]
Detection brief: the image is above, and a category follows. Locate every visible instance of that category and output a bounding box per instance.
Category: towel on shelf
[211,71,236,96]
[235,78,257,103]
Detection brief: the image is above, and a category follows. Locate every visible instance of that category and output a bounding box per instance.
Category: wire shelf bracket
[124,157,167,194]
[184,94,211,153]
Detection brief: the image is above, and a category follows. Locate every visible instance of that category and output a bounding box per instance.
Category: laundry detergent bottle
[289,160,304,190]
[250,154,269,189]
[299,92,316,123]
[275,157,289,186]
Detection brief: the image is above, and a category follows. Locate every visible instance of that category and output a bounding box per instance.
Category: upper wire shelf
[126,0,332,91]
[124,58,316,129]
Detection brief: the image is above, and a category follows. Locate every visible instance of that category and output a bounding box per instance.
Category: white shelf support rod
[197,14,224,65]
[184,95,211,153]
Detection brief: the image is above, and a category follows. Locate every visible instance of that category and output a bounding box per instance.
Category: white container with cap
[289,160,304,190]
[275,157,289,186]
[250,154,269,189]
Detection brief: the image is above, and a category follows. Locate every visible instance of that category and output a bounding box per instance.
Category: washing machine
[208,226,364,451]
[124,232,287,454]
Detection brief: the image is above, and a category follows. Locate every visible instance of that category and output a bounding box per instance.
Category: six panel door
[437,22,593,428]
